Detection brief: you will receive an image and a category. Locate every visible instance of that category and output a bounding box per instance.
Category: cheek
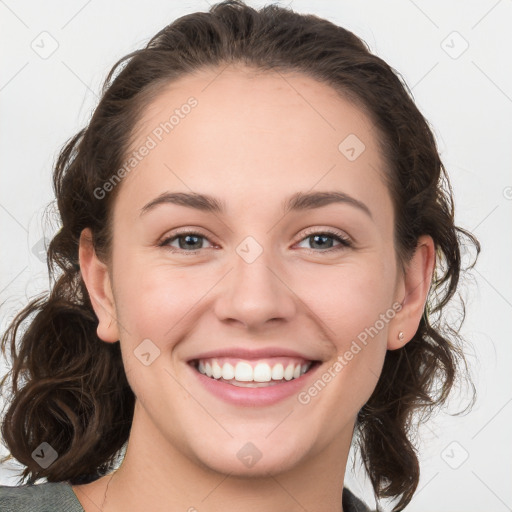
[298,258,396,343]
[298,259,395,405]
[110,255,209,403]
[111,252,199,340]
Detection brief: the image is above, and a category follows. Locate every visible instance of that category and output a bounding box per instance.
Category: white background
[1,1,511,511]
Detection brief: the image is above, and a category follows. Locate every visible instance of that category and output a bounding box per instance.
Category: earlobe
[388,235,436,350]
[78,228,119,343]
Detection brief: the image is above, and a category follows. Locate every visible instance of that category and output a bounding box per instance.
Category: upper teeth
[196,358,311,382]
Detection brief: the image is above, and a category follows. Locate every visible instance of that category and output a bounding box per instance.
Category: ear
[78,228,119,343]
[388,234,436,350]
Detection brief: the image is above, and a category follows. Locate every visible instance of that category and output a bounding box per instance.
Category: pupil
[177,234,334,251]
[311,234,332,249]
[180,235,202,250]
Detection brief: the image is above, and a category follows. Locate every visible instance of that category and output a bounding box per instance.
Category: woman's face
[86,66,419,477]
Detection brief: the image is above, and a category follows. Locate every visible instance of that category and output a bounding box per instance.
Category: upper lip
[188,347,318,362]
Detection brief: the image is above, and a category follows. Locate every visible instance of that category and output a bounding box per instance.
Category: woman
[0,1,479,511]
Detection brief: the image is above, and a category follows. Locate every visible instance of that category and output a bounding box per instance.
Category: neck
[92,401,353,512]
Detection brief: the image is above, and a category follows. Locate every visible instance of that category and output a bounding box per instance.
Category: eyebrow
[140,190,372,219]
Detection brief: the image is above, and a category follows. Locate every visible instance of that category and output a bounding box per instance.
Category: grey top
[0,480,375,511]
[0,481,84,512]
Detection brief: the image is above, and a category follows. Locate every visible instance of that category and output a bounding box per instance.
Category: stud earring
[398,331,404,341]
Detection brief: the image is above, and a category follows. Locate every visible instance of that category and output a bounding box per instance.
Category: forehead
[118,65,391,221]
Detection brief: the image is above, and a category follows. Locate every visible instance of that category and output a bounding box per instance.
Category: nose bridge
[213,235,296,328]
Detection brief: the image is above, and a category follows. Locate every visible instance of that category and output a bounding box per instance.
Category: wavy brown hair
[1,1,479,510]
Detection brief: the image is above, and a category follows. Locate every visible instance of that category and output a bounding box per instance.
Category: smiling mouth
[190,357,320,387]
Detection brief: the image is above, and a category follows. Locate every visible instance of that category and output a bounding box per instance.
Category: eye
[158,227,353,255]
[295,228,352,253]
[159,230,215,253]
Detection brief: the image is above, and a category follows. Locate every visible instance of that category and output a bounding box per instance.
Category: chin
[187,434,310,478]
[199,450,304,478]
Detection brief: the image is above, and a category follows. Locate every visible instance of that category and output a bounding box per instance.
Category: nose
[213,246,297,330]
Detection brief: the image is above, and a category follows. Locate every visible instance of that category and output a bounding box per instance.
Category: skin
[75,64,435,512]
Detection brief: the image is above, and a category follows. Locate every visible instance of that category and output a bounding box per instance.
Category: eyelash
[158,227,353,255]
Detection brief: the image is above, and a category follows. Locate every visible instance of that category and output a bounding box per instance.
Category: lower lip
[189,362,321,407]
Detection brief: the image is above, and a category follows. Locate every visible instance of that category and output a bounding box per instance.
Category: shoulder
[342,486,377,512]
[0,481,85,512]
